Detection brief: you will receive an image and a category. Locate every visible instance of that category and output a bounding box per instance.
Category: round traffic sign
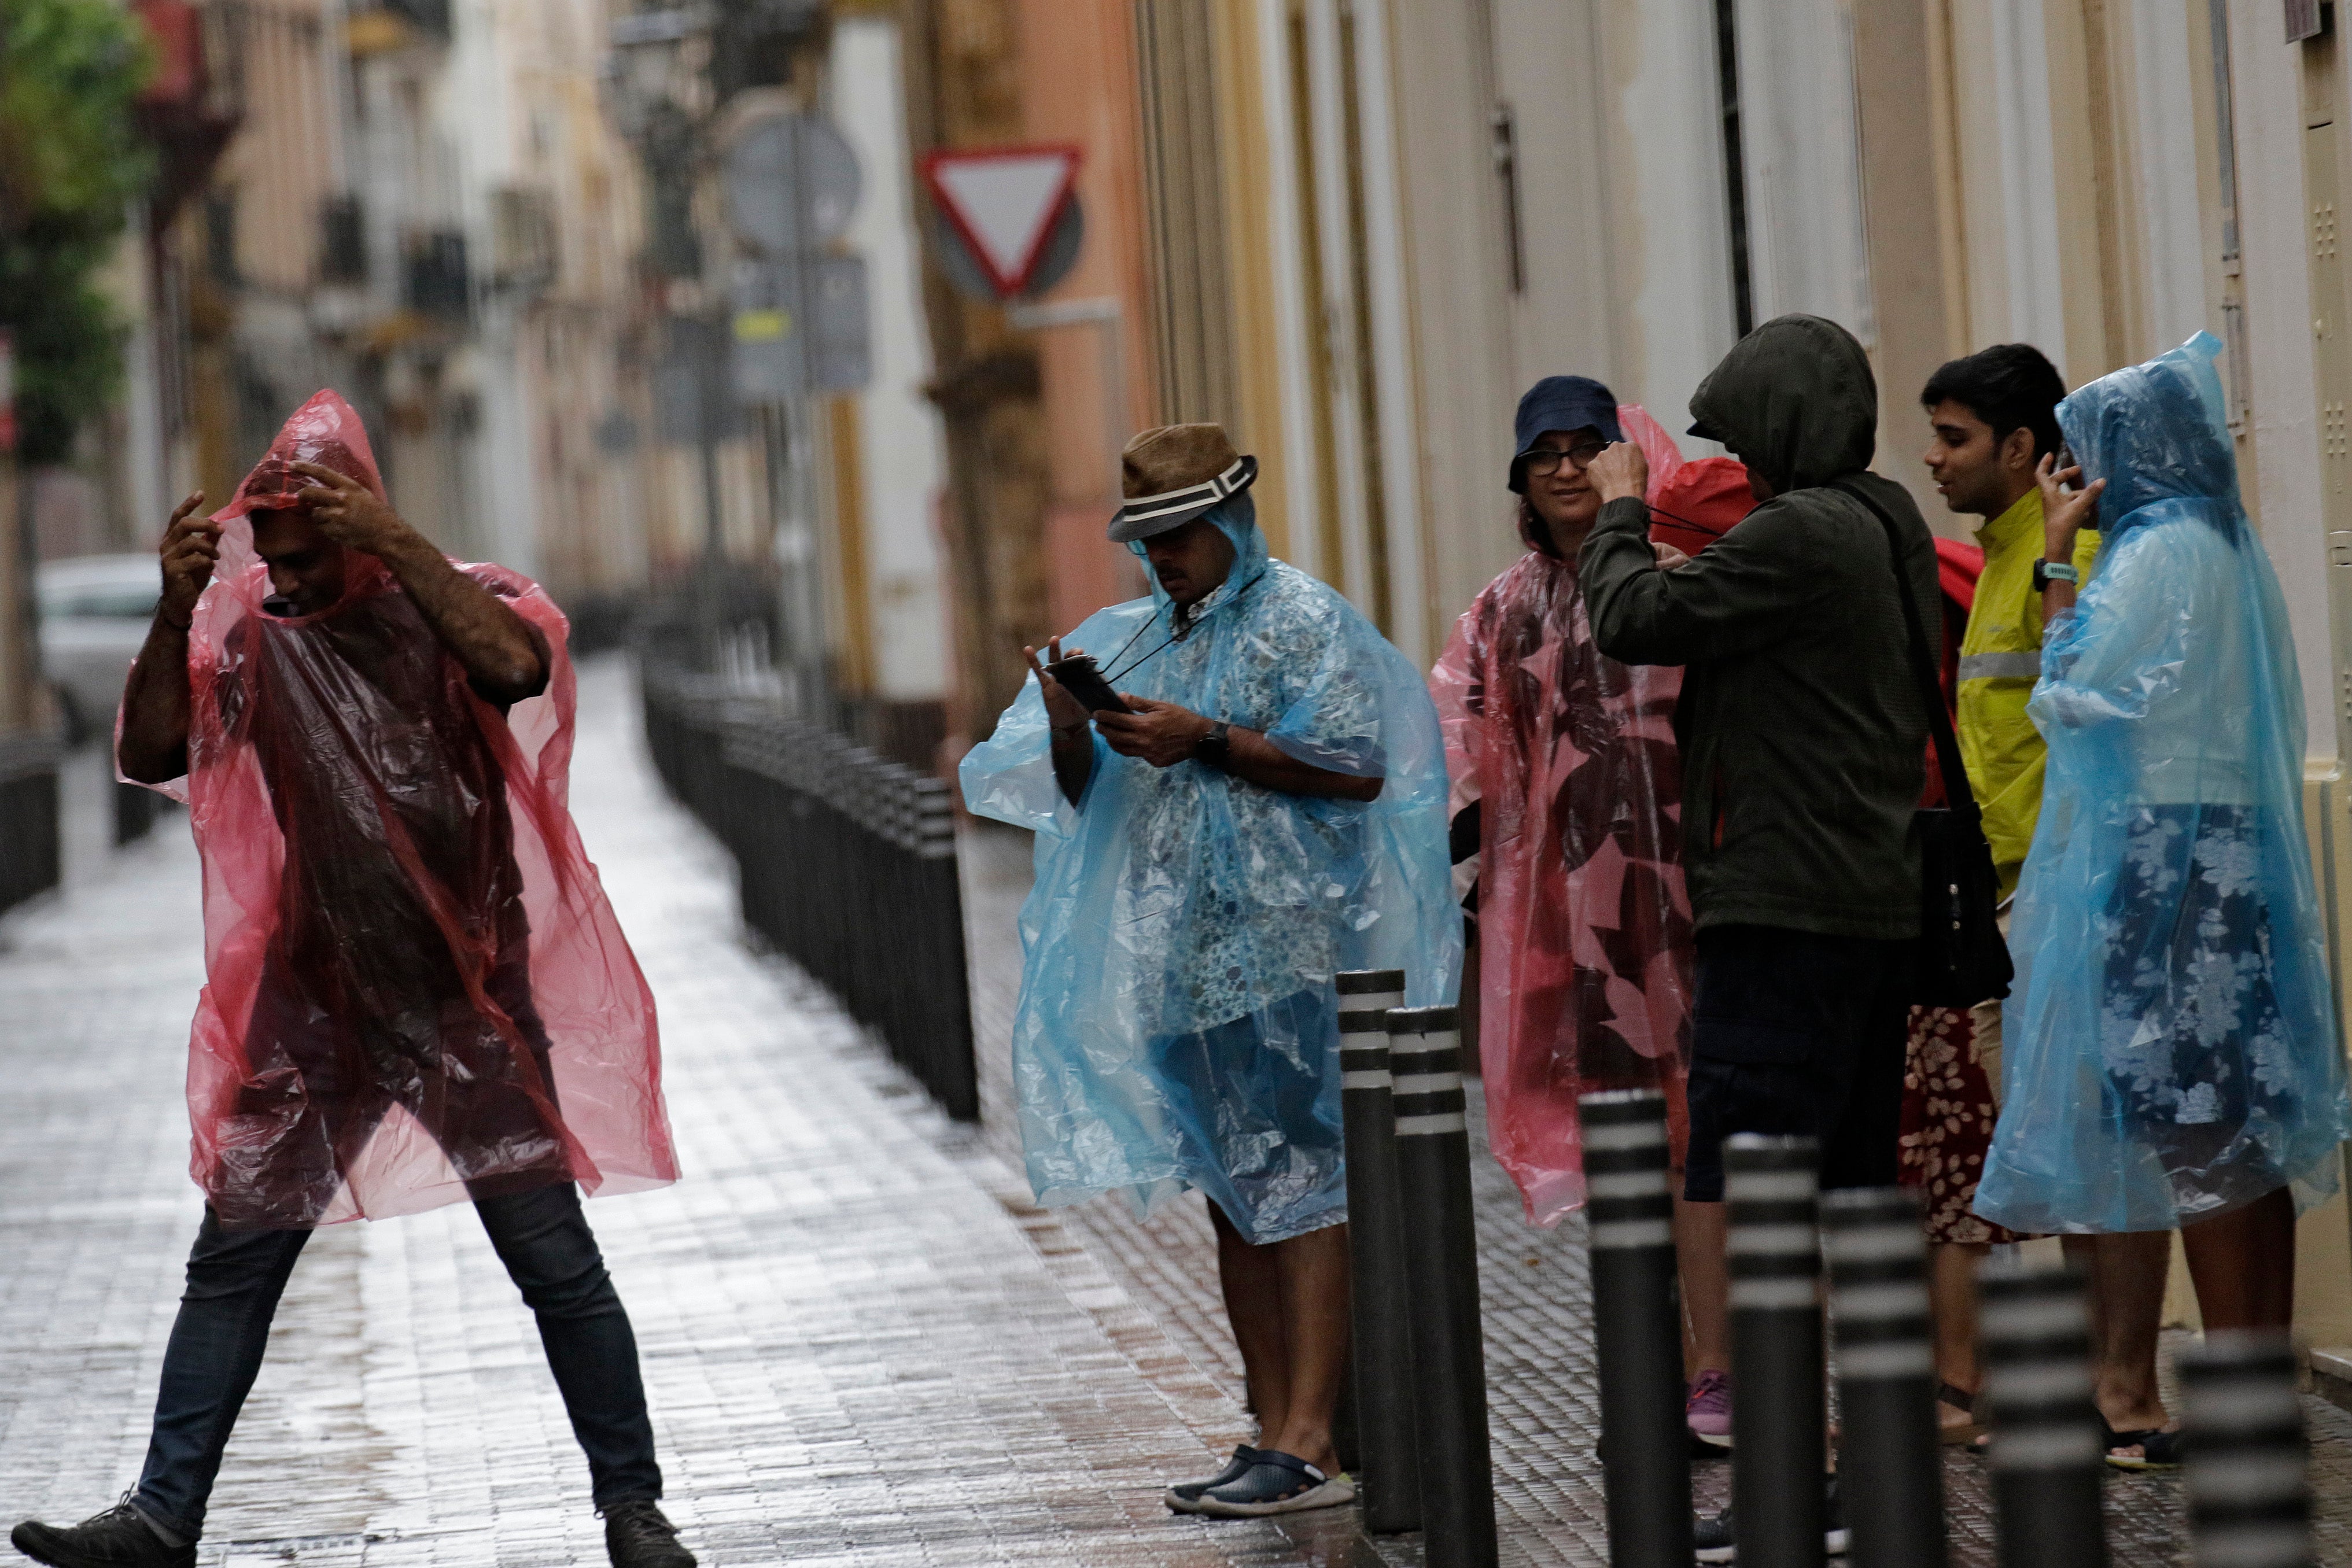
[725,113,861,255]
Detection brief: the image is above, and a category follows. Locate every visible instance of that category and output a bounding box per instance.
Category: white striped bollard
[1388,1005,1498,1568]
[1580,1089,1693,1567]
[1821,1186,1945,1568]
[1337,969,1420,1533]
[2181,1330,2312,1568]
[1726,1134,1826,1568]
[1981,1263,2107,1568]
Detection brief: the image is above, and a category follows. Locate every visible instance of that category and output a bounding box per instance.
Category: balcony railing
[319,195,367,286]
[403,231,469,323]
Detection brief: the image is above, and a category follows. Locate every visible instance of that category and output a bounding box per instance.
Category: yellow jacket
[1956,488,2099,899]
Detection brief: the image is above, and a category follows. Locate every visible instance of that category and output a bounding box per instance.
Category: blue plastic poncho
[960,497,1461,1243]
[1975,333,2352,1234]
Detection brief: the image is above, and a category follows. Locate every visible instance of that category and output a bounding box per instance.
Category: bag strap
[1827,478,1982,820]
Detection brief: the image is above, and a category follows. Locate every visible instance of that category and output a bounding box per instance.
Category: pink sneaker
[1686,1368,1733,1449]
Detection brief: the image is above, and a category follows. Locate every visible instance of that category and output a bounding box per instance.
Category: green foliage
[0,0,154,464]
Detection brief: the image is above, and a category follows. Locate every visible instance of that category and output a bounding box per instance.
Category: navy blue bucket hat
[1509,376,1623,493]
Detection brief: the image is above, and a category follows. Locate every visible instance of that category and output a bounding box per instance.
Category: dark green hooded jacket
[1580,313,1937,939]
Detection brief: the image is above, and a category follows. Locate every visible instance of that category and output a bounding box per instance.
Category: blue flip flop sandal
[1164,1445,1260,1513]
[1190,1449,1356,1518]
[2104,1425,2184,1471]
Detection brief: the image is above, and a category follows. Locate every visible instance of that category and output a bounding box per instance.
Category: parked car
[38,554,158,744]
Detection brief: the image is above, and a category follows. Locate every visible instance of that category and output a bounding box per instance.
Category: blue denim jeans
[133,1183,661,1537]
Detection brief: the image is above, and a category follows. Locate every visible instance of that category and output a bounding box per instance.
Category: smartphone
[1044,654,1133,715]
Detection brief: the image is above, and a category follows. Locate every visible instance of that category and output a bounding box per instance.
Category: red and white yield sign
[921,144,1082,298]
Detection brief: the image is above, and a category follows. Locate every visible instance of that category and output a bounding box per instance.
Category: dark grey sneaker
[602,1500,694,1568]
[1164,1445,1260,1513]
[1189,1450,1356,1519]
[1691,1477,1847,1563]
[11,1497,193,1568]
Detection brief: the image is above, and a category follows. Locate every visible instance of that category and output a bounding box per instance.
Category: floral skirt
[2100,804,2294,1189]
[1899,1004,2030,1245]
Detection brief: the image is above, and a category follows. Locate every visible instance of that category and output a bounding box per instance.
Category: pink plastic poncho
[1431,407,1751,1224]
[132,390,678,1228]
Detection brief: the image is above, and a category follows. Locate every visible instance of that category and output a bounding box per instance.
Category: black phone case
[1045,656,1132,715]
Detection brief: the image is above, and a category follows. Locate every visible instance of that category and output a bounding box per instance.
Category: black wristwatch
[1194,720,1232,768]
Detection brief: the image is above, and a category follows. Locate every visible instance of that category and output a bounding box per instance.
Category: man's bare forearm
[1089,699,1381,801]
[117,614,194,784]
[1221,726,1382,802]
[374,531,548,701]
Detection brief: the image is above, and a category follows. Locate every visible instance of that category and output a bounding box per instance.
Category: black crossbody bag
[1831,479,2014,1006]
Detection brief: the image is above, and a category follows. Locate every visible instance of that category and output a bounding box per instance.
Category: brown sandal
[1937,1381,1984,1445]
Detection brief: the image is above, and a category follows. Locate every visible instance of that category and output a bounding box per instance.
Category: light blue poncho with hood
[1975,333,2352,1234]
[960,496,1460,1243]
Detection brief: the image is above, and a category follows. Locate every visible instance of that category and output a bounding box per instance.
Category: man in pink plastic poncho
[9,393,692,1568]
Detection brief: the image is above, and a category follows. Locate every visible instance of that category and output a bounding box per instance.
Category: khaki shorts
[1968,909,2012,1107]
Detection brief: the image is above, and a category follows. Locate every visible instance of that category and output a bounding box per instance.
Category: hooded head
[1686,314,1878,495]
[2056,331,2239,538]
[212,390,387,523]
[211,390,394,619]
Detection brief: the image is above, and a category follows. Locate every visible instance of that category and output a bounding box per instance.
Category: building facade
[79,0,668,625]
[888,0,2352,1346]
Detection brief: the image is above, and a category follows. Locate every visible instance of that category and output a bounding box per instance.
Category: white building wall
[1352,0,1431,664]
[1254,0,1325,586]
[1481,0,1738,445]
[2228,1,2333,761]
[1731,0,1874,345]
[832,16,948,703]
[2128,0,2214,356]
[1383,0,1520,636]
[1492,2,1617,401]
[115,215,171,541]
[448,0,540,577]
[1611,0,1739,430]
[1950,0,2069,364]
[1297,0,1378,619]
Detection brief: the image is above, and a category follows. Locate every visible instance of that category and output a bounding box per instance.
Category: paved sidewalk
[0,658,1381,1568]
[960,818,2352,1568]
[9,657,2351,1567]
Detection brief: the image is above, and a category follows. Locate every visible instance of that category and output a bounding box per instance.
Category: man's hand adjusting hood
[1688,314,1879,495]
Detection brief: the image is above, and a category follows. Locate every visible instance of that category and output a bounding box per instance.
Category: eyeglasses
[1520,439,1612,476]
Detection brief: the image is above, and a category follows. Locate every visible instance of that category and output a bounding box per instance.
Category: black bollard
[1337,970,1420,1533]
[916,774,979,1121]
[1980,1263,2107,1568]
[1725,1134,1826,1568]
[1579,1089,1693,1568]
[2180,1331,2313,1568]
[1387,1004,1498,1568]
[1821,1186,1945,1568]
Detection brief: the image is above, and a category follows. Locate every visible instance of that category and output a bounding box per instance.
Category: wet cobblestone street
[3,656,2349,1565]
